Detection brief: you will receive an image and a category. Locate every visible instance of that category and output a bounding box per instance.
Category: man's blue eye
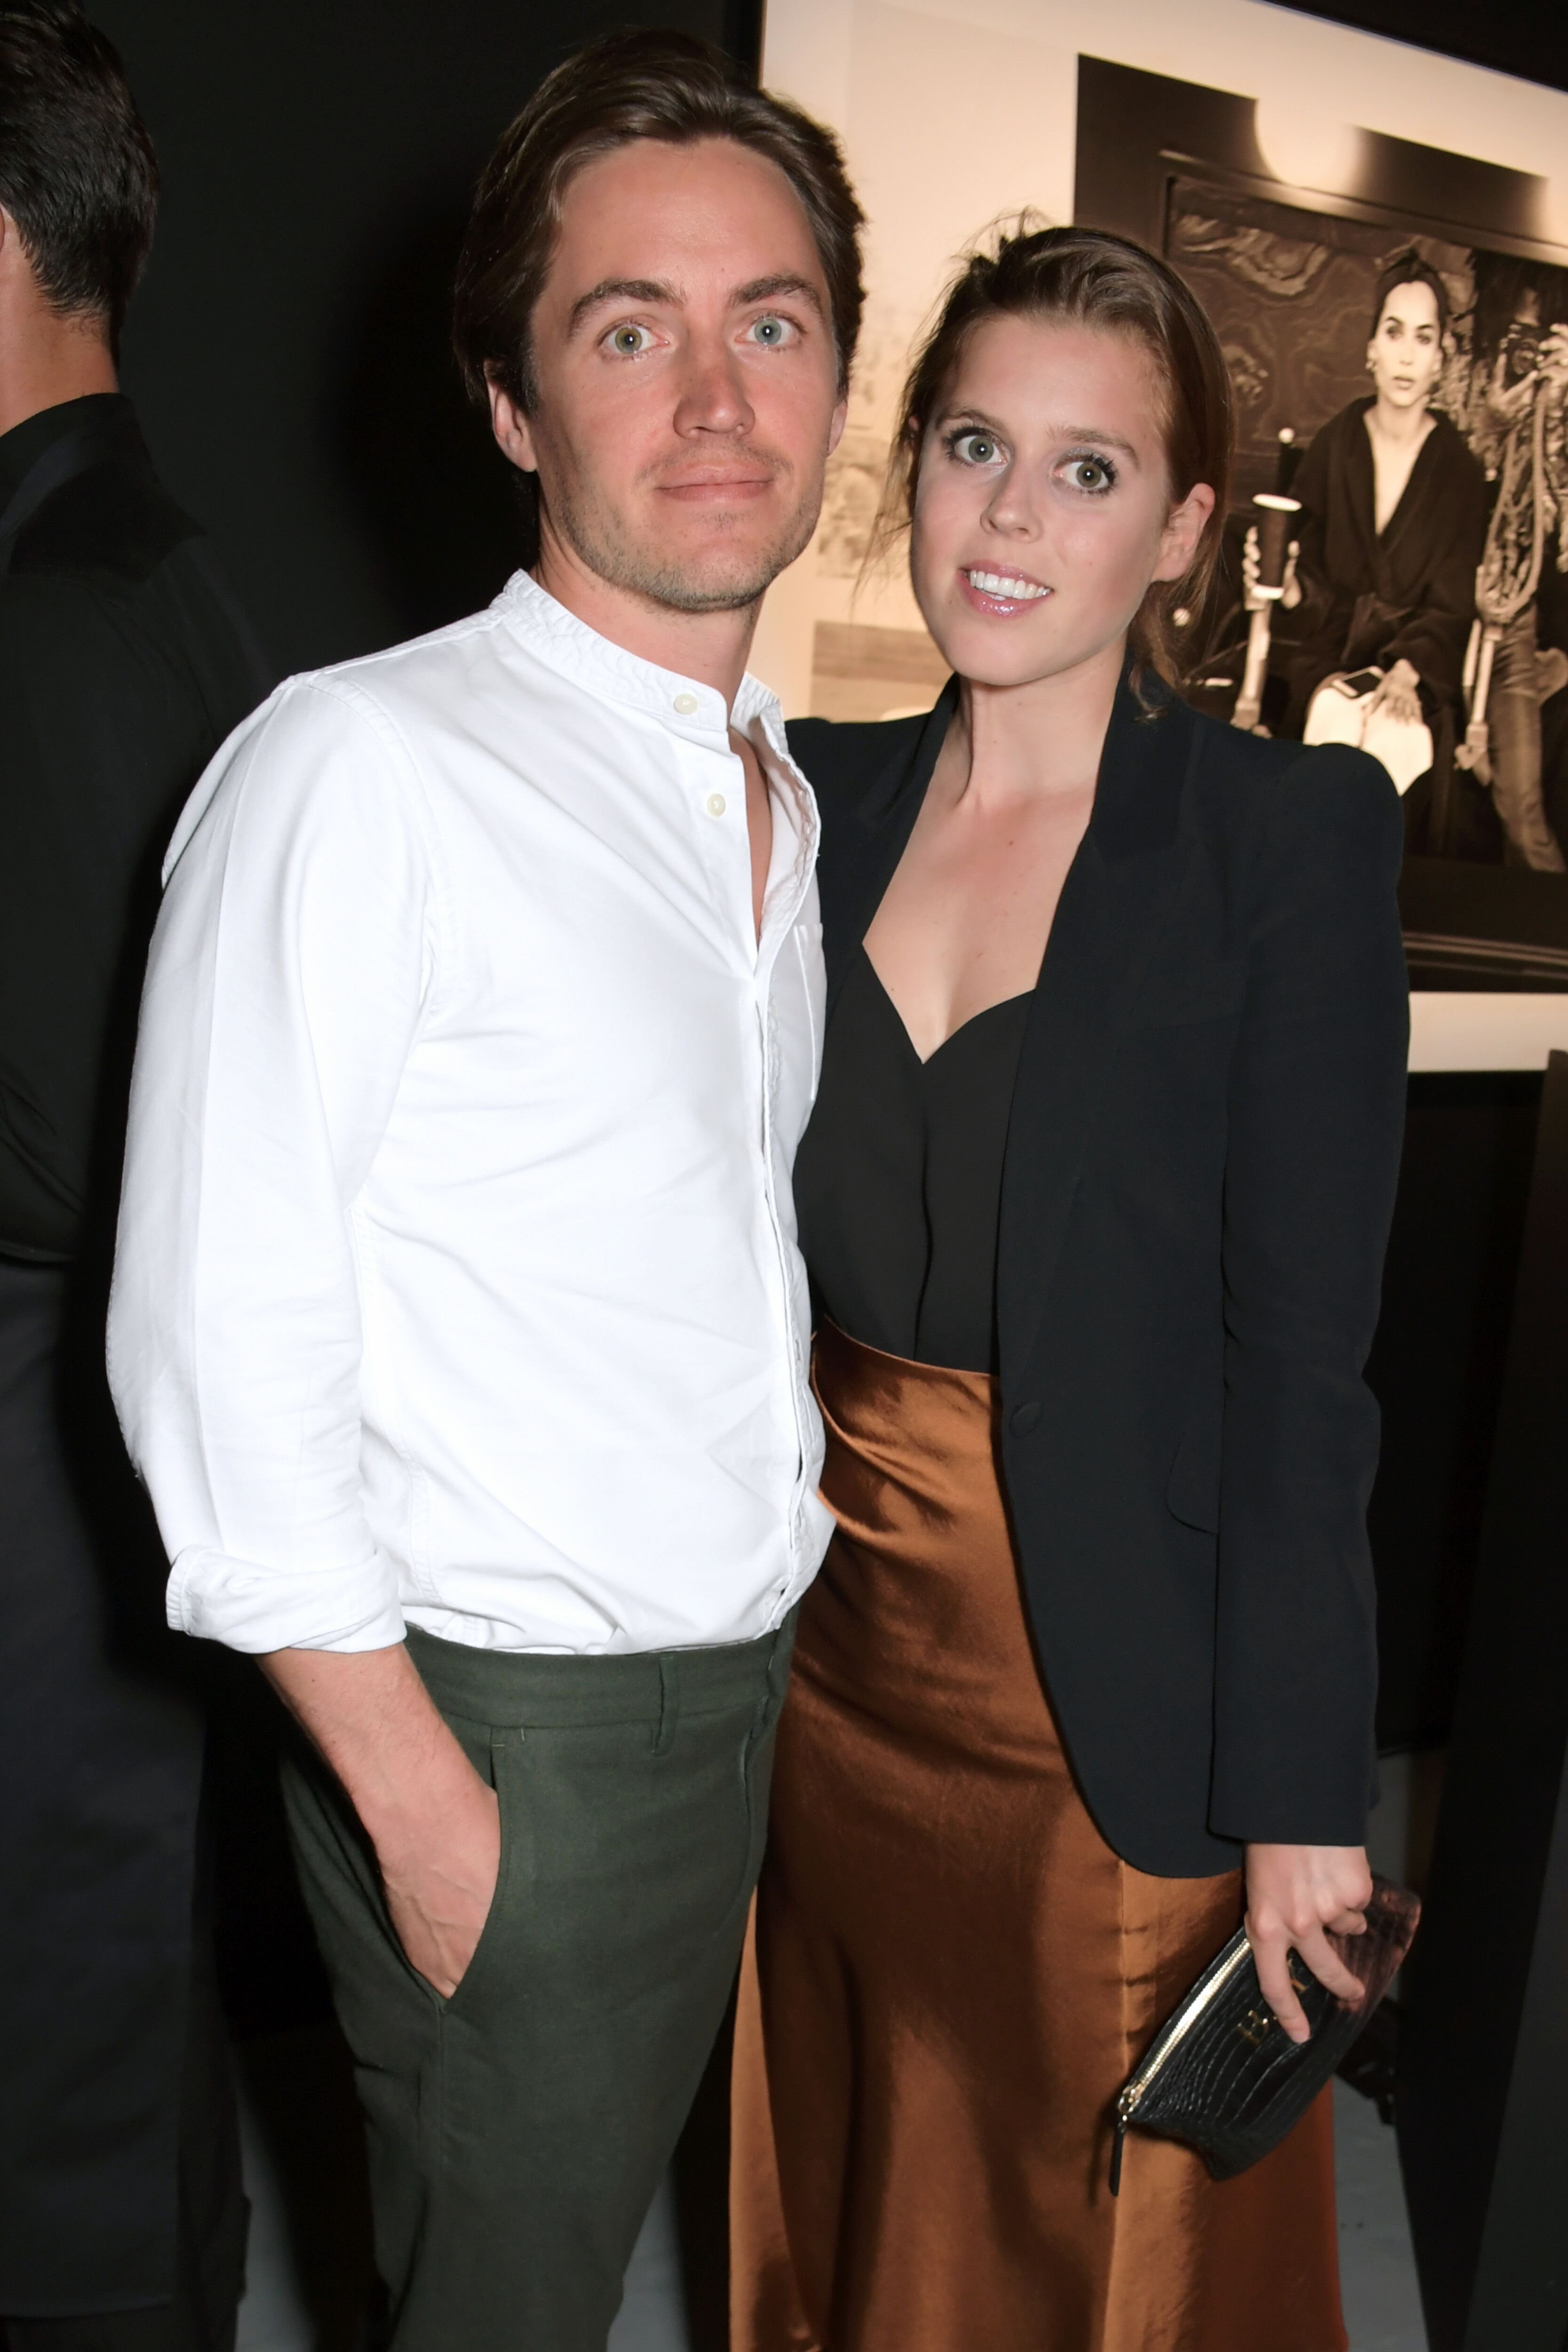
[752,317,788,344]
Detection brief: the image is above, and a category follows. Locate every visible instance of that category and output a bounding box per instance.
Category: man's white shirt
[108,570,832,1656]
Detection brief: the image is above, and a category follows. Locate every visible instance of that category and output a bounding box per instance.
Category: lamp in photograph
[1233,433,1303,732]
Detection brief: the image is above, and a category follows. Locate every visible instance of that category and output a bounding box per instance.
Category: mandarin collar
[493,568,786,752]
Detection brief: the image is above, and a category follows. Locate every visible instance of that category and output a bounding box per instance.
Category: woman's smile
[961,564,1053,612]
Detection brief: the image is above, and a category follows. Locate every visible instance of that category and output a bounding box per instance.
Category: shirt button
[674,691,700,715]
[705,792,727,817]
[1010,1401,1043,1437]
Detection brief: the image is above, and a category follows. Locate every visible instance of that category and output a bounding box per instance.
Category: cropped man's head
[0,0,157,353]
[454,31,863,607]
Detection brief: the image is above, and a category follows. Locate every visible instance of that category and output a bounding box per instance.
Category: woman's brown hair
[875,221,1233,687]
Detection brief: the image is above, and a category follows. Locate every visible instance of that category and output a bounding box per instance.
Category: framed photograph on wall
[1076,55,1568,987]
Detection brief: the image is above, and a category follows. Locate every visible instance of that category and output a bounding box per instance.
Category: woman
[731,225,1408,2352]
[1280,250,1487,842]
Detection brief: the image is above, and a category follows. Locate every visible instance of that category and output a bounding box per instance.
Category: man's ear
[827,394,849,460]
[488,377,538,476]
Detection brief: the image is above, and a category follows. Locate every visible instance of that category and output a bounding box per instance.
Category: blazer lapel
[820,681,958,1023]
[998,675,1198,1387]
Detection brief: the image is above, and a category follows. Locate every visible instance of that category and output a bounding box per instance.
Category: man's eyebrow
[731,273,825,317]
[566,278,678,335]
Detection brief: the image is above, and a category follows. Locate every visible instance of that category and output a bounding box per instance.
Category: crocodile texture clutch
[1110,1874,1421,2190]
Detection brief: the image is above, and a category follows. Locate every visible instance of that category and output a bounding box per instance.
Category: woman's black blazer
[789,671,1409,1877]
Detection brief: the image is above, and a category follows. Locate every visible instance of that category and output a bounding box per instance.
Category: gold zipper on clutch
[1109,1935,1255,2195]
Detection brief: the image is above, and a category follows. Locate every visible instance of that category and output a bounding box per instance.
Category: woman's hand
[1244,1842,1372,2045]
[1242,523,1301,612]
[1367,657,1422,727]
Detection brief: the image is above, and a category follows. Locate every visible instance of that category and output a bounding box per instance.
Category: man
[110,31,861,2350]
[0,4,272,2346]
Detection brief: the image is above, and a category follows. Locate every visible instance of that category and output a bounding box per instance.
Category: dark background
[1289,0,1568,97]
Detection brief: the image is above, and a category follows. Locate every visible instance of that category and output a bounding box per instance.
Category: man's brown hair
[454,28,864,439]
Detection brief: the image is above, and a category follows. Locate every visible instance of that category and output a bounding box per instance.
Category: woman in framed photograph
[731,223,1408,2352]
[1279,250,1488,847]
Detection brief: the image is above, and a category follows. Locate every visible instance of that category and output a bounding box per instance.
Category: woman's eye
[1065,455,1115,493]
[607,323,655,357]
[748,314,795,347]
[951,432,1000,466]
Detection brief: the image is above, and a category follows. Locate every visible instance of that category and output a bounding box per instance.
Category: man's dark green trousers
[284,1612,796,2350]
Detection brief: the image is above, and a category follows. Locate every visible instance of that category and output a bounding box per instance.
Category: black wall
[1284,0,1568,97]
[94,3,761,678]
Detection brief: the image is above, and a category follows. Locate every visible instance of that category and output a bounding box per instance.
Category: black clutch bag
[1110,1874,1421,2190]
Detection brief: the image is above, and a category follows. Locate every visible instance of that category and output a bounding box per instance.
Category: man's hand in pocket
[262,1639,503,1997]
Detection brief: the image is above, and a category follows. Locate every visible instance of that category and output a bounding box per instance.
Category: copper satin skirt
[731,1324,1346,2352]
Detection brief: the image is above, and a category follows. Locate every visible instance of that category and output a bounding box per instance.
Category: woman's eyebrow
[1059,425,1139,457]
[936,405,1007,434]
[937,405,1141,461]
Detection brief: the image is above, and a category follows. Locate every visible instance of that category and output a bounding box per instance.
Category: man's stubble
[537,445,828,617]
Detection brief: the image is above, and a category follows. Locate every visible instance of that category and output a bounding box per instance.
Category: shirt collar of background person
[0,393,138,547]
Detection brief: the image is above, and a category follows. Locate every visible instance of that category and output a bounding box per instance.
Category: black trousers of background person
[0,1261,245,2345]
[284,1613,797,2352]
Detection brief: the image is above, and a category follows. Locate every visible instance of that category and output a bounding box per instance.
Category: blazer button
[1009,1401,1043,1437]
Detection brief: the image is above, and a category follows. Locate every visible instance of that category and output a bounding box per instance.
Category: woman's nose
[985,475,1042,536]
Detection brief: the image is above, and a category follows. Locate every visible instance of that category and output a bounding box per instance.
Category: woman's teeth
[967,569,1050,601]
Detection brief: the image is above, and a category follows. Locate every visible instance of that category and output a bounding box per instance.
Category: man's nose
[672,336,755,436]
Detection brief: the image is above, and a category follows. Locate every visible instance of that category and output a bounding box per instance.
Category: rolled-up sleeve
[108,676,438,1653]
[1209,744,1409,1843]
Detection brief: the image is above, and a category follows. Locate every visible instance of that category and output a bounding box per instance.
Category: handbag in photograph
[1109,1874,1421,2191]
[1303,672,1434,795]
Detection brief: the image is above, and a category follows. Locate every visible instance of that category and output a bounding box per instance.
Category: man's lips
[655,470,777,503]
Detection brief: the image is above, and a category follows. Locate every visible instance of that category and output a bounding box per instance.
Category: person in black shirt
[0,8,271,2344]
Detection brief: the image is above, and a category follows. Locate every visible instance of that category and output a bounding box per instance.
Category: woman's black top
[796,948,1031,1375]
[789,672,1409,1876]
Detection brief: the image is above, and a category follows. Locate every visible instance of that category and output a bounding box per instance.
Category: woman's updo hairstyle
[874,220,1234,688]
[1368,248,1449,341]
